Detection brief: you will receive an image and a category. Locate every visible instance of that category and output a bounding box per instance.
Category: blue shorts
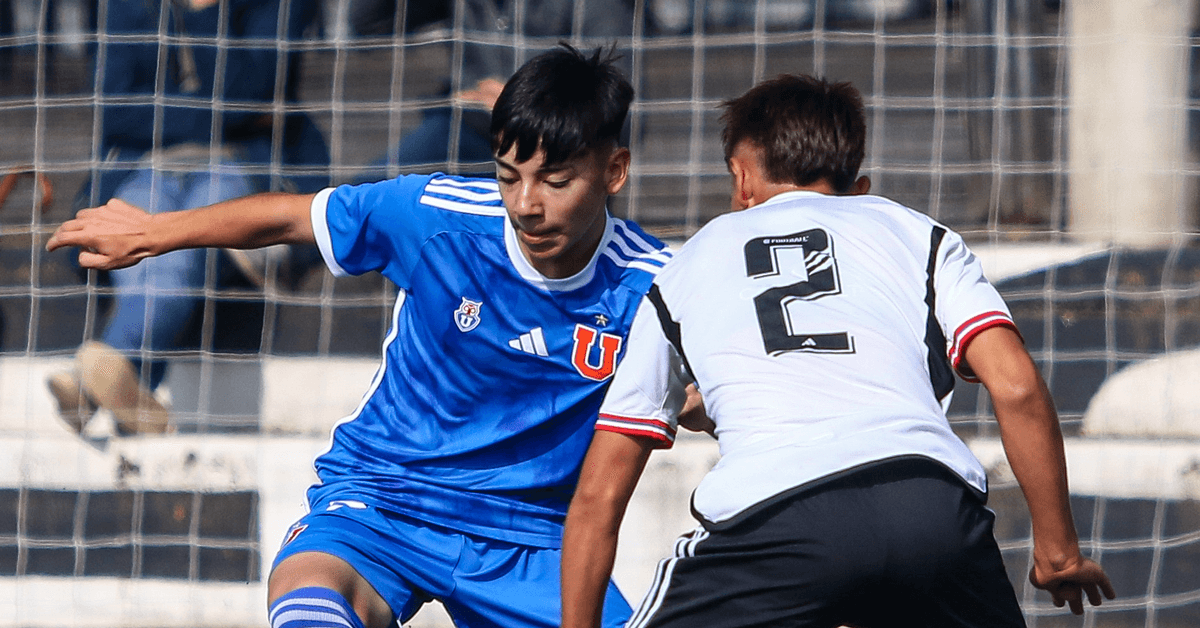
[271,498,632,628]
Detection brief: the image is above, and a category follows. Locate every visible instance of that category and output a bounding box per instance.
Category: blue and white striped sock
[269,587,367,628]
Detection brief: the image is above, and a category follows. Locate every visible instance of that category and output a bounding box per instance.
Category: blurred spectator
[355,0,635,178]
[49,0,329,436]
[345,0,449,37]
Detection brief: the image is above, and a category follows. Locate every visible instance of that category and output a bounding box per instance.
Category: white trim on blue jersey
[420,176,505,215]
[305,289,408,513]
[310,188,346,277]
[606,220,674,275]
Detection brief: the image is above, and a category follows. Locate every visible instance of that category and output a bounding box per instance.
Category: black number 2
[743,228,855,355]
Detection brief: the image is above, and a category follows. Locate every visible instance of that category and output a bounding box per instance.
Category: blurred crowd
[0,0,1061,436]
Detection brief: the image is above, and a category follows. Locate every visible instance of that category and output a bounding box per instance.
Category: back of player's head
[720,74,866,194]
[491,43,633,167]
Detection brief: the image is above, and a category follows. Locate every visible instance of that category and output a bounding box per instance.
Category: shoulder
[415,175,505,218]
[332,174,504,221]
[597,217,674,294]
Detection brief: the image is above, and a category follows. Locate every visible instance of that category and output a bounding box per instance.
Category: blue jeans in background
[102,164,256,390]
[358,107,495,183]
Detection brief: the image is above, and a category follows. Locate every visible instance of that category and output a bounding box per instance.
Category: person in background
[48,0,328,436]
[352,0,635,179]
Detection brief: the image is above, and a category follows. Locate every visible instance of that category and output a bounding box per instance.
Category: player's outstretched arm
[562,431,655,628]
[46,192,317,271]
[964,326,1116,614]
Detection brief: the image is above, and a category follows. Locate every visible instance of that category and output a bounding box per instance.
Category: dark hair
[491,44,633,167]
[720,75,866,193]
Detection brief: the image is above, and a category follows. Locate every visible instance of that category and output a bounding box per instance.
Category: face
[495,143,629,279]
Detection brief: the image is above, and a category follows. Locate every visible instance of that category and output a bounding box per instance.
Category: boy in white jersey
[47,46,671,628]
[561,75,1114,628]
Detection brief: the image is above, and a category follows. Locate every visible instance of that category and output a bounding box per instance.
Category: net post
[1067,0,1196,247]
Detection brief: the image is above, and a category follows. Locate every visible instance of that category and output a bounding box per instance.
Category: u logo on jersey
[571,324,622,381]
[454,297,483,332]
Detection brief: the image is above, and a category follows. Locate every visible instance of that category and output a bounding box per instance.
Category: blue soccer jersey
[306,173,671,548]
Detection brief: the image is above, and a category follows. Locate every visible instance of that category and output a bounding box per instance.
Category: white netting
[0,0,1197,626]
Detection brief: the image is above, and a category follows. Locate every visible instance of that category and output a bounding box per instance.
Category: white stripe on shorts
[625,526,710,628]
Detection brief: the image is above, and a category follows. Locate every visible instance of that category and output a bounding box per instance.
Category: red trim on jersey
[950,312,1021,382]
[596,413,676,449]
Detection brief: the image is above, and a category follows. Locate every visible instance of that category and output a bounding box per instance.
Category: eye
[546,178,571,189]
[497,175,518,186]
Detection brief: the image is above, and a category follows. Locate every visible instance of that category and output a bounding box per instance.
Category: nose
[510,180,544,224]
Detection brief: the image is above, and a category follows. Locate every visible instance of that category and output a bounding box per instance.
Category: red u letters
[571,324,622,381]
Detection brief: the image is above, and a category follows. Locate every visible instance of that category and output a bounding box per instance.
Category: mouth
[518,229,558,250]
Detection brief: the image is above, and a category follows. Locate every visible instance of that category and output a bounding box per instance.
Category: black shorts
[626,457,1026,628]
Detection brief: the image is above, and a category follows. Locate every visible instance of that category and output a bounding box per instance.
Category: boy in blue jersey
[47,46,671,628]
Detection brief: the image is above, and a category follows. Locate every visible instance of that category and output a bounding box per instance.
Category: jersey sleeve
[933,229,1021,382]
[309,175,439,287]
[596,295,691,449]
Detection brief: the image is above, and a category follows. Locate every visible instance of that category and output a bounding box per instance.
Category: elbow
[989,377,1043,410]
[987,371,1058,429]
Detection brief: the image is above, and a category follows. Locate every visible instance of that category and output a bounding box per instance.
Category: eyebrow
[493,156,575,175]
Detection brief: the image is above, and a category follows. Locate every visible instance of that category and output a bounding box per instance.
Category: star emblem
[594,314,609,327]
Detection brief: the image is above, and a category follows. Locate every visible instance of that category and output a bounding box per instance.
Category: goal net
[0,0,1196,626]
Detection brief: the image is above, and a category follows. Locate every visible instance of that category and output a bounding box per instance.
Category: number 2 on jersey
[744,228,855,355]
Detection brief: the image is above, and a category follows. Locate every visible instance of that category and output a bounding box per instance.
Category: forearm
[965,328,1114,612]
[967,328,1079,564]
[148,192,317,253]
[47,191,319,271]
[562,432,654,628]
[994,374,1078,560]
[562,498,623,628]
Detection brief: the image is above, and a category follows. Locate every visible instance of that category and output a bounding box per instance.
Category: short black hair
[491,44,633,167]
[720,74,866,193]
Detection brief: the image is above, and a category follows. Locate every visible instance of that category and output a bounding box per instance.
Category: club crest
[454,297,483,332]
[281,523,307,547]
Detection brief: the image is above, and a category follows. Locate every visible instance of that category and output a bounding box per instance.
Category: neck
[771,179,838,197]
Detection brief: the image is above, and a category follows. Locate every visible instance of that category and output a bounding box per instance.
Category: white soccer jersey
[597,190,1017,524]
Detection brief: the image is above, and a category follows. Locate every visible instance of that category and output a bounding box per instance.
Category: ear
[849,175,871,196]
[728,155,754,211]
[604,147,631,195]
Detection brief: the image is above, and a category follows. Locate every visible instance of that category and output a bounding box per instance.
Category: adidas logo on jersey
[509,327,549,357]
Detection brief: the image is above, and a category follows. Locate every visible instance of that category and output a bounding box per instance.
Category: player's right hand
[46,199,156,271]
[1029,555,1115,615]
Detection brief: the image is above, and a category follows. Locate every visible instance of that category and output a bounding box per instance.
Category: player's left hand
[46,198,156,270]
[677,384,715,437]
[1029,554,1115,615]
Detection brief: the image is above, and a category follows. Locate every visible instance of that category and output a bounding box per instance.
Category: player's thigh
[269,551,394,628]
[269,505,440,627]
[441,540,632,628]
[848,470,1025,628]
[626,518,855,628]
